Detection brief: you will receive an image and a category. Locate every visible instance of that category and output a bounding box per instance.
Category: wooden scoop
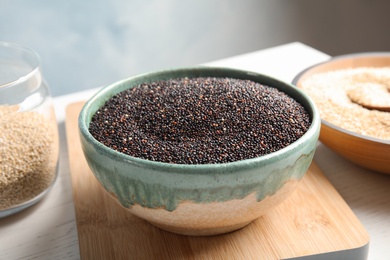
[347,83,390,112]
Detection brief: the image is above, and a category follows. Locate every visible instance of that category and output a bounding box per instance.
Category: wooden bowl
[292,53,390,174]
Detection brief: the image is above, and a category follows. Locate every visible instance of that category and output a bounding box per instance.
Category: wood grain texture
[66,101,369,260]
[320,123,390,174]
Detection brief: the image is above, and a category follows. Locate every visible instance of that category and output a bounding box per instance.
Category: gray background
[1,0,390,96]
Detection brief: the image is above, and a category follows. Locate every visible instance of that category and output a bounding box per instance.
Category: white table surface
[1,42,389,260]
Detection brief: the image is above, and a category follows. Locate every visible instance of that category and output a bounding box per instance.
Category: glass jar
[0,42,59,218]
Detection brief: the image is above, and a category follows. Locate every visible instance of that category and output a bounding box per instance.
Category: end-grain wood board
[65,102,369,260]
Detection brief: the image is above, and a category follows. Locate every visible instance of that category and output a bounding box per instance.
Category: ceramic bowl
[293,53,390,174]
[79,67,320,236]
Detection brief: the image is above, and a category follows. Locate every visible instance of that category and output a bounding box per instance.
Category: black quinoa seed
[89,77,311,164]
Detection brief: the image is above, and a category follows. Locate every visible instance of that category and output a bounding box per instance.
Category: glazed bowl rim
[79,66,321,172]
[292,52,390,146]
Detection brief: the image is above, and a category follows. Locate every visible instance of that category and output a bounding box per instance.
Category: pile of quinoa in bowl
[89,76,311,165]
[79,67,320,236]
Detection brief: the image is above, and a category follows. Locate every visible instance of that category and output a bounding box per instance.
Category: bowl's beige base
[123,180,298,236]
[148,219,253,236]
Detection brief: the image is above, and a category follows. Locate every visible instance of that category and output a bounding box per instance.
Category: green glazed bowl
[79,67,320,236]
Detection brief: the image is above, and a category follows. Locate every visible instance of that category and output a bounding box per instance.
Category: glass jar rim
[0,41,41,89]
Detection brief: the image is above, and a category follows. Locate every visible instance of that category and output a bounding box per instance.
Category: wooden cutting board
[65,101,369,260]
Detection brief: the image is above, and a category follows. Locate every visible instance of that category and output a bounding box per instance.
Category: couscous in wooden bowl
[293,53,390,174]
